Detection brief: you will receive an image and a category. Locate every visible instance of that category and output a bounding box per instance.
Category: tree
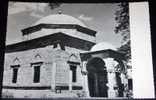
[115,4,133,97]
[114,2,131,61]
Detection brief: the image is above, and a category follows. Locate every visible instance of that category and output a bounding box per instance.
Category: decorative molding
[2,86,51,90]
[22,24,96,37]
[67,61,80,65]
[13,57,20,63]
[10,65,20,68]
[55,86,83,90]
[80,49,126,61]
[2,86,83,90]
[30,61,43,67]
[34,53,42,59]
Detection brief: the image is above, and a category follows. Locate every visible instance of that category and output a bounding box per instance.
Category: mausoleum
[2,12,132,98]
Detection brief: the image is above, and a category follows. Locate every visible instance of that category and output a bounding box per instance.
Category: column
[84,74,90,97]
[103,58,118,97]
[120,73,128,97]
[51,62,56,91]
[107,72,117,97]
[82,61,90,97]
[121,73,126,84]
[69,69,72,92]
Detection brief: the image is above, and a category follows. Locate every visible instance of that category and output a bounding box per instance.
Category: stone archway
[86,57,108,97]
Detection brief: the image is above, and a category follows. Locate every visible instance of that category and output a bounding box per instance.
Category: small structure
[80,42,130,97]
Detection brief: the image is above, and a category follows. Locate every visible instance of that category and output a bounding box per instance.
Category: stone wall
[2,44,85,98]
[2,89,80,98]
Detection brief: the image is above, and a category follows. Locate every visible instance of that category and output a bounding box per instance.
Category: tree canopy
[114,2,131,61]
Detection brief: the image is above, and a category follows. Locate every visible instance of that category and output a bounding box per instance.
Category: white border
[129,2,155,98]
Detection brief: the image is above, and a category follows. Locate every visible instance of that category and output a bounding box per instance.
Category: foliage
[115,2,130,42]
[118,41,131,61]
[115,2,131,61]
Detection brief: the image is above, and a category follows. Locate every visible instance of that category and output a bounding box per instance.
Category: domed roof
[90,42,117,52]
[34,14,87,27]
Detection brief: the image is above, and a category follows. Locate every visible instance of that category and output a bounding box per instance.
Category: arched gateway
[86,57,108,97]
[80,43,128,98]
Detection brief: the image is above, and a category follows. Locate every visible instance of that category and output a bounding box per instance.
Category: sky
[6,2,123,48]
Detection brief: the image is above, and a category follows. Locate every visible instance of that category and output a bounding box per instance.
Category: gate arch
[86,57,108,97]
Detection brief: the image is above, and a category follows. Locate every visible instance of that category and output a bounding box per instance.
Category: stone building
[2,12,132,98]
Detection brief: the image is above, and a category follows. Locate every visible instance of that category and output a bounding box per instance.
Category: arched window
[68,54,80,83]
[31,53,43,83]
[70,65,77,82]
[11,57,20,83]
[31,62,43,83]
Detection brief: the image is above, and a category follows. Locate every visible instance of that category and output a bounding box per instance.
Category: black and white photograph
[1,1,155,99]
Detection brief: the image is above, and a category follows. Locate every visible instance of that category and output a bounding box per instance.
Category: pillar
[121,73,126,84]
[69,69,72,92]
[82,61,90,97]
[103,58,119,97]
[51,62,56,91]
[121,73,128,97]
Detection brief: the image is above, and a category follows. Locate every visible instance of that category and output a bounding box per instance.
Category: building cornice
[5,33,95,53]
[21,24,96,37]
[80,49,126,61]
